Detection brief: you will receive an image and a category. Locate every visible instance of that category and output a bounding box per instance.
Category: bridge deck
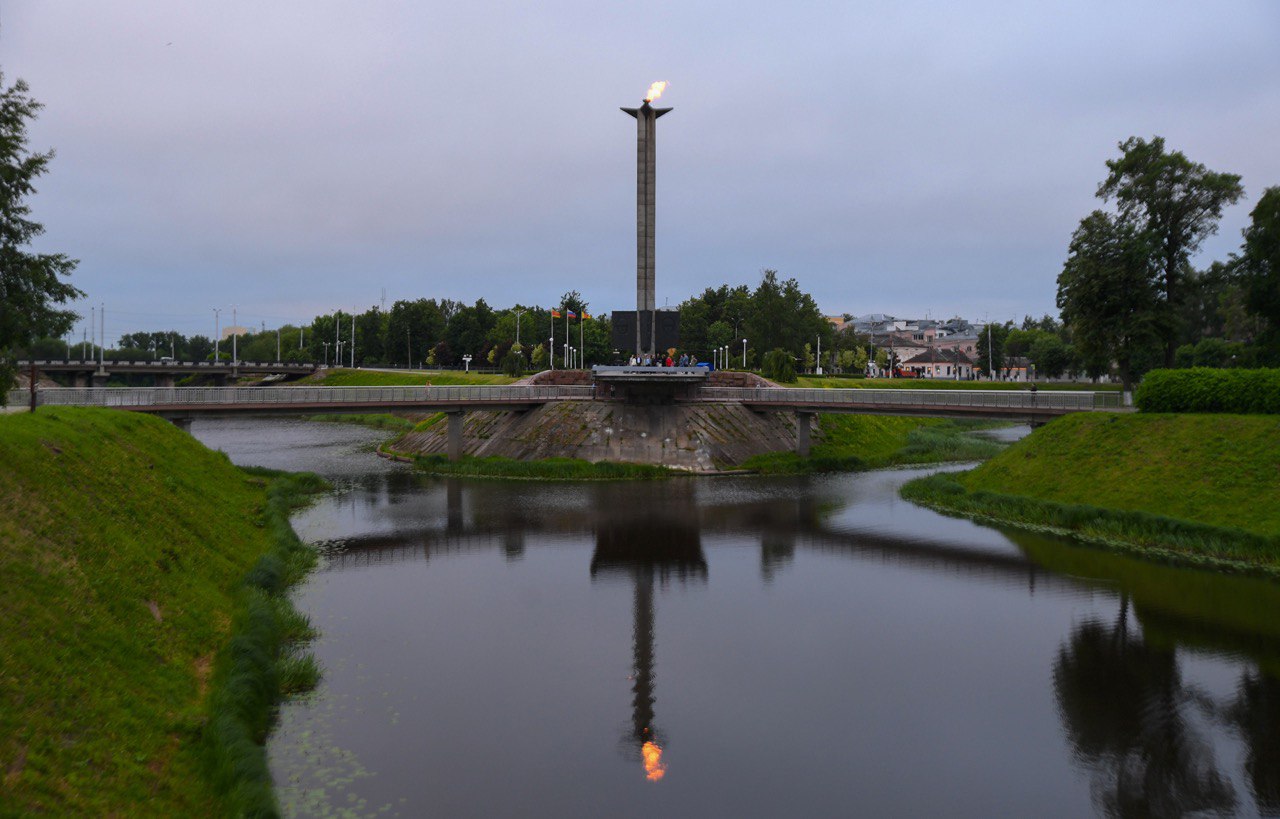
[19,384,1124,420]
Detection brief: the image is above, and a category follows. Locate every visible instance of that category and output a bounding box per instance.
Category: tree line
[1055,136,1278,391]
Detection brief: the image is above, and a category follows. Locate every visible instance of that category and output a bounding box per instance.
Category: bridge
[16,358,318,387]
[18,383,1124,459]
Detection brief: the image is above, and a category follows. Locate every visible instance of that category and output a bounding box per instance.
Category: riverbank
[901,413,1280,573]
[0,408,322,816]
[380,406,1007,477]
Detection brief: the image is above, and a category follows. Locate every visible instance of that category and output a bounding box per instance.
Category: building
[900,347,975,380]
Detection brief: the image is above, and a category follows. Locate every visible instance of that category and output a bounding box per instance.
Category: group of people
[627,352,698,367]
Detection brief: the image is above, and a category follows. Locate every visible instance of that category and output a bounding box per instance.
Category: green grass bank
[0,408,322,817]
[901,413,1280,572]
[309,368,515,387]
[794,376,1121,391]
[741,415,1005,474]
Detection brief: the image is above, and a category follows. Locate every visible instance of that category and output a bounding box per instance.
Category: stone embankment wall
[391,400,807,472]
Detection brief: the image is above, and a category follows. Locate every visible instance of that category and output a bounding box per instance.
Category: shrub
[1135,368,1280,414]
[762,348,797,383]
[501,350,525,378]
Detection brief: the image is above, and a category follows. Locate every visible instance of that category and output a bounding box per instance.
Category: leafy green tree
[1,74,82,398]
[1239,186,1280,361]
[1028,335,1072,379]
[761,348,797,383]
[1097,136,1244,366]
[1057,211,1160,393]
[501,350,524,378]
[975,322,1010,376]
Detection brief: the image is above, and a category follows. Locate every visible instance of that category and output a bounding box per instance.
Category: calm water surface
[192,418,1280,818]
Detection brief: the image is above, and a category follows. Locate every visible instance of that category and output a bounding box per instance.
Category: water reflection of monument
[591,514,707,781]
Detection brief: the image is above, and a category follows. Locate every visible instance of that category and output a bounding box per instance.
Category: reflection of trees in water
[1054,596,1237,817]
[1229,671,1280,814]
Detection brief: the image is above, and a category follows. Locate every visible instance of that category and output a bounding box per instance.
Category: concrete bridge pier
[796,411,815,457]
[162,415,192,432]
[447,411,466,461]
[157,374,177,388]
[92,370,109,387]
[71,372,89,388]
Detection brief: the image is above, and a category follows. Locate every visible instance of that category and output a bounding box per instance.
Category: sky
[4,1,1279,341]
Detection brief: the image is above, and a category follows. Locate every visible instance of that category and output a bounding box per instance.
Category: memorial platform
[590,365,709,403]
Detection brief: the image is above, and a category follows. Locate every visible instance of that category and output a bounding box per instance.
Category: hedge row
[1135,368,1280,414]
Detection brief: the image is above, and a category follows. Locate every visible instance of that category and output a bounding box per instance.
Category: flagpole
[564,307,570,368]
[579,313,585,369]
[550,310,555,370]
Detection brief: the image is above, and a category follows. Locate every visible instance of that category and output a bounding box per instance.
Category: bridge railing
[31,385,595,408]
[697,386,1123,411]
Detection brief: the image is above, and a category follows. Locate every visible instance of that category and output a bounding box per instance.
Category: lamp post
[816,335,822,376]
[462,354,472,373]
[322,341,330,367]
[549,336,555,370]
[742,339,747,370]
[214,308,221,363]
[515,309,526,346]
[231,305,238,365]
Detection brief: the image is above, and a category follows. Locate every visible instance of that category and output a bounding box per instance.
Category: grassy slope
[741,415,1002,473]
[794,376,1120,391]
[957,413,1280,536]
[313,369,515,387]
[0,408,290,816]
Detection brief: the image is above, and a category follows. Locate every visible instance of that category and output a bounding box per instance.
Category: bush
[762,348,797,383]
[1135,367,1280,414]
[501,350,525,378]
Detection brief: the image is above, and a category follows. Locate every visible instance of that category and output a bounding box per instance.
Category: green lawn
[0,408,318,816]
[959,413,1280,536]
[793,376,1121,391]
[741,415,1003,473]
[901,412,1280,572]
[313,368,516,387]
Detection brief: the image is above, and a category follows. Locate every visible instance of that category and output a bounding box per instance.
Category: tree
[1239,186,1280,361]
[975,322,1011,376]
[1,74,82,398]
[1028,335,1072,379]
[761,348,797,383]
[1097,136,1244,366]
[1057,211,1160,393]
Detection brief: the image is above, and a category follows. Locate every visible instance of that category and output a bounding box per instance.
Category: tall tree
[1097,136,1244,366]
[0,74,82,397]
[1239,186,1280,361]
[975,322,1011,376]
[1057,211,1159,393]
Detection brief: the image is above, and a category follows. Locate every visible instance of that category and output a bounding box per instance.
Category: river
[192,417,1280,818]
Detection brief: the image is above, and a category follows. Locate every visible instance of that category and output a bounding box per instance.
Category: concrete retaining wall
[391,401,808,472]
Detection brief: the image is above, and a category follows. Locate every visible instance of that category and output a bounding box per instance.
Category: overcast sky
[5,1,1279,340]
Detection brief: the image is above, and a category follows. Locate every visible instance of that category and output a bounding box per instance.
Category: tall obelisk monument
[622,82,671,356]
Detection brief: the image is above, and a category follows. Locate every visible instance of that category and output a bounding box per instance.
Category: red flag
[551,309,561,318]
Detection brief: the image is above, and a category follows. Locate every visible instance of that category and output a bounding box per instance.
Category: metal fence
[697,386,1123,411]
[31,385,595,408]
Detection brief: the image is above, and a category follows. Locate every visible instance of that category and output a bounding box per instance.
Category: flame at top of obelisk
[643,81,668,103]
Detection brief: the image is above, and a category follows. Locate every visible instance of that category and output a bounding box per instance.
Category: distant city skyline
[5,1,1278,342]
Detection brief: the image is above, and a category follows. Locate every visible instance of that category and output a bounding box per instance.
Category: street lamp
[742,338,747,370]
[514,309,526,346]
[213,308,221,362]
[322,341,330,367]
[462,354,473,373]
[549,336,555,370]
